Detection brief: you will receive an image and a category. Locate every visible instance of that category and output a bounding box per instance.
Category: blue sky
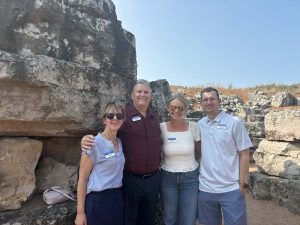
[113,0,300,88]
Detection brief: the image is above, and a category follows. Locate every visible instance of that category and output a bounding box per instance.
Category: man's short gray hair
[131,79,152,93]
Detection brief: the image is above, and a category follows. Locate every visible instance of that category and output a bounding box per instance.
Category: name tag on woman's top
[167,137,177,143]
[104,150,115,158]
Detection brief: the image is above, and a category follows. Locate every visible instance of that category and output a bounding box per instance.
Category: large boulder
[249,172,300,215]
[0,0,136,76]
[0,50,134,137]
[264,108,300,142]
[0,0,137,137]
[150,79,172,122]
[271,92,297,107]
[0,138,42,211]
[254,139,300,179]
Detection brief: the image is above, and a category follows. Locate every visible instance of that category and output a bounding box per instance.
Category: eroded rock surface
[0,138,42,211]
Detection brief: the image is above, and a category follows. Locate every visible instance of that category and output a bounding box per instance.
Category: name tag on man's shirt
[131,115,141,122]
[167,137,177,143]
[217,123,227,129]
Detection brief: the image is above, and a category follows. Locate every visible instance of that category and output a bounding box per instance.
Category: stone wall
[250,107,300,215]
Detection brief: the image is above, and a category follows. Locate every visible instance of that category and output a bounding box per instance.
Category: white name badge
[132,116,141,122]
[217,123,227,129]
[104,151,115,158]
[167,137,177,143]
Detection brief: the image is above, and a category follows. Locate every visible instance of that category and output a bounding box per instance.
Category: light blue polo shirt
[85,133,125,194]
[198,111,252,193]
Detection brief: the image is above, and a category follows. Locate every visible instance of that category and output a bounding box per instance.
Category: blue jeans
[160,168,199,225]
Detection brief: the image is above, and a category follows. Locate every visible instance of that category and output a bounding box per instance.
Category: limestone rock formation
[0,0,137,137]
[271,92,297,107]
[0,138,42,211]
[0,0,136,76]
[254,139,300,179]
[265,108,300,142]
[150,79,172,122]
[0,0,138,215]
[249,172,300,215]
[250,107,300,215]
[0,50,132,137]
[247,90,271,109]
[35,157,78,192]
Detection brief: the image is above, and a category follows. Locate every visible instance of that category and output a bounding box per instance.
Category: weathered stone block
[0,50,134,137]
[254,139,300,179]
[249,172,300,215]
[271,92,297,107]
[265,108,300,141]
[0,0,136,77]
[0,138,42,211]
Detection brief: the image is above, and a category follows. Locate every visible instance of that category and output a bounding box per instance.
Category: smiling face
[200,90,220,117]
[131,83,152,111]
[168,98,186,120]
[103,106,124,132]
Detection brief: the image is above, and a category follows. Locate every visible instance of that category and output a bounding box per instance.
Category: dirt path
[246,192,300,225]
[247,164,300,225]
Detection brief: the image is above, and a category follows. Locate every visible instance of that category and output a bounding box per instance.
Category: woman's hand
[81,135,95,151]
[75,213,87,225]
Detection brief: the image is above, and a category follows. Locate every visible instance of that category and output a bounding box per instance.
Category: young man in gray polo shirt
[197,87,252,225]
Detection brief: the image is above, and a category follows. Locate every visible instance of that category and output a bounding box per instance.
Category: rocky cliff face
[0,0,136,76]
[0,1,172,220]
[0,0,138,213]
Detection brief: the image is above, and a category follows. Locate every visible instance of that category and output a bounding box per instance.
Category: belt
[126,170,158,179]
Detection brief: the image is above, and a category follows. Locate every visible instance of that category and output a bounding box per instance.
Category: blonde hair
[167,93,188,109]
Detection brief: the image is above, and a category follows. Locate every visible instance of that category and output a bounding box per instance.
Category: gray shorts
[198,189,247,225]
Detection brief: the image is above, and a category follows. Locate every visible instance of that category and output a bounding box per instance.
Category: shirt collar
[127,105,155,118]
[207,110,225,123]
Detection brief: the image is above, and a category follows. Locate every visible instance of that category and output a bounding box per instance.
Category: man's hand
[81,135,95,151]
[239,184,247,196]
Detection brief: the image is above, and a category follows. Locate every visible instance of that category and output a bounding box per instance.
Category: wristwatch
[240,182,249,189]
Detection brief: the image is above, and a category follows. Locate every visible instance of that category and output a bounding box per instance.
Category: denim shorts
[198,189,247,225]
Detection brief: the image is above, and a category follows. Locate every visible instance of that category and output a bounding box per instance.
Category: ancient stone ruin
[250,107,300,215]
